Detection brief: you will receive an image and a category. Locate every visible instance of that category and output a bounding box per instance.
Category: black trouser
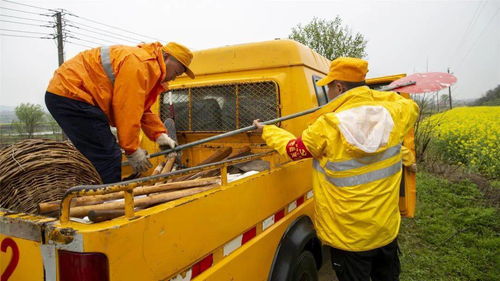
[45,92,121,183]
[330,239,400,281]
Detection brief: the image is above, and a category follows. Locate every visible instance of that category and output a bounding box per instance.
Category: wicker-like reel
[0,139,102,214]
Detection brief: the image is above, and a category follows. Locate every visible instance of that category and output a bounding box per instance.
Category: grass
[399,173,499,281]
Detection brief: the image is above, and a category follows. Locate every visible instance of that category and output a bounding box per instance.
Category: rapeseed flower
[422,106,499,178]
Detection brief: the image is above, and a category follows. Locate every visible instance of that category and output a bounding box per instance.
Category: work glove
[409,163,417,173]
[156,133,177,150]
[126,148,152,173]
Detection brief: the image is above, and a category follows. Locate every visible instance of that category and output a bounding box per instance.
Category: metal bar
[235,84,240,129]
[188,88,192,131]
[379,81,416,91]
[122,81,416,166]
[274,81,281,125]
[146,107,319,158]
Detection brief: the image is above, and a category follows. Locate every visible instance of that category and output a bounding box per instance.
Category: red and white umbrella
[387,72,457,94]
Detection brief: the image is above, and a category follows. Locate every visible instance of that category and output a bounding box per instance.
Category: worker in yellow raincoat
[45,42,195,183]
[254,57,419,281]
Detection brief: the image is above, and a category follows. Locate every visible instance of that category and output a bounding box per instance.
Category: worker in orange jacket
[254,58,419,281]
[45,42,195,183]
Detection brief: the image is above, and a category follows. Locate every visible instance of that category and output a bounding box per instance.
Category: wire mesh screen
[161,81,279,132]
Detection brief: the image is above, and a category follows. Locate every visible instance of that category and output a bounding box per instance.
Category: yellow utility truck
[0,40,416,281]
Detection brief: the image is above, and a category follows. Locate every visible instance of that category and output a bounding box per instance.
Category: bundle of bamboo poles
[38,146,252,222]
[38,177,221,220]
[0,139,102,213]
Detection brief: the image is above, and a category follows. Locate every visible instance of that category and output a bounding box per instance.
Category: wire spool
[0,139,102,214]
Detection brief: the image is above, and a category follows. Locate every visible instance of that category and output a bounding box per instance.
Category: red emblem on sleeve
[286,137,312,161]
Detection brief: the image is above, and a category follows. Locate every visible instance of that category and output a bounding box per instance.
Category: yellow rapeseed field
[423,106,499,178]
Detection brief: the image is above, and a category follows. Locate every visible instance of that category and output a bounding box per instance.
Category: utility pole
[447,67,453,109]
[55,11,64,66]
[436,92,439,112]
[55,11,66,140]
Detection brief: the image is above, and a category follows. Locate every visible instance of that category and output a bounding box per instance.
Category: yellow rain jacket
[47,42,168,154]
[262,86,419,251]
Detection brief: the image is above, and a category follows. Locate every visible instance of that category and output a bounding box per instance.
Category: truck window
[161,81,279,132]
[312,75,328,106]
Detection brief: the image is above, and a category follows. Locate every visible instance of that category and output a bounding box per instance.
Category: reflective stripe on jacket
[262,86,419,251]
[47,42,168,154]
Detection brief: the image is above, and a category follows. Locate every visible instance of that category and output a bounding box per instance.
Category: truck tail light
[58,250,109,281]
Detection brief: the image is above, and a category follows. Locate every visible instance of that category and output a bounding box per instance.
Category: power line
[64,40,93,49]
[1,0,52,11]
[0,13,51,23]
[0,33,51,39]
[65,23,140,44]
[65,12,163,42]
[0,19,53,27]
[66,35,105,47]
[449,1,486,61]
[0,6,51,17]
[0,28,53,35]
[69,30,120,45]
[65,20,144,43]
[455,8,500,72]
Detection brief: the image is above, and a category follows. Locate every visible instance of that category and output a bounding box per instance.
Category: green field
[399,173,499,281]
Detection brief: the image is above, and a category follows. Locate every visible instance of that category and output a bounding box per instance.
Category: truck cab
[0,39,416,281]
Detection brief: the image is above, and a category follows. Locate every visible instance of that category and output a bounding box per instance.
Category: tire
[291,251,318,281]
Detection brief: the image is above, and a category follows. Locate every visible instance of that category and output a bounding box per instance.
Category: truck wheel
[292,251,318,281]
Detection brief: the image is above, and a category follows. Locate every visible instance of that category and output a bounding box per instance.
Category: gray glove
[126,148,152,173]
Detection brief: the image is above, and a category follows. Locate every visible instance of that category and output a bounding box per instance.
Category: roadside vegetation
[0,103,63,148]
[399,99,499,280]
[400,173,499,281]
[421,106,499,178]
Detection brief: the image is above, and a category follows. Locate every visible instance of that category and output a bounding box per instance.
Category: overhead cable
[0,33,52,39]
[69,30,120,44]
[0,28,53,35]
[66,12,163,42]
[455,8,500,71]
[0,6,51,17]
[0,13,51,23]
[0,19,53,27]
[66,35,106,46]
[1,0,53,11]
[64,40,93,49]
[65,20,144,43]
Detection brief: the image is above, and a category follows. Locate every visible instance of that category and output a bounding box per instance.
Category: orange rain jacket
[47,42,168,154]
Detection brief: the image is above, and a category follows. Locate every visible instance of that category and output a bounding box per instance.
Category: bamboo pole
[69,185,217,218]
[160,157,176,174]
[198,147,233,165]
[38,177,219,214]
[152,163,164,175]
[154,156,177,185]
[88,209,130,222]
[174,147,233,182]
[185,146,252,180]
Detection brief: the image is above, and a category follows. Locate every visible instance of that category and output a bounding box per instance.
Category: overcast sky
[0,0,499,107]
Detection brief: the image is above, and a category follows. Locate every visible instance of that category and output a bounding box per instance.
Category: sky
[0,0,499,107]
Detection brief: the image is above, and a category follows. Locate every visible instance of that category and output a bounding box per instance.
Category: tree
[14,103,45,138]
[46,113,63,140]
[473,84,500,106]
[289,16,367,60]
[440,94,450,109]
